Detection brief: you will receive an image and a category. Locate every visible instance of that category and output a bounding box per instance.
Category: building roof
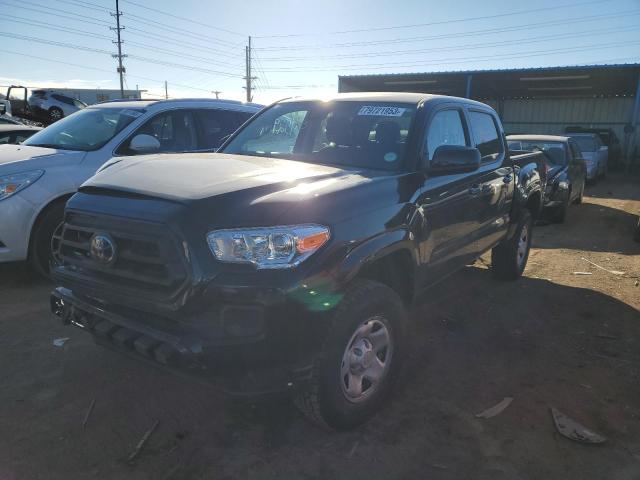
[339,64,640,99]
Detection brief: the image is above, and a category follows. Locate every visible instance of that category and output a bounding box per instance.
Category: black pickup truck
[51,93,544,429]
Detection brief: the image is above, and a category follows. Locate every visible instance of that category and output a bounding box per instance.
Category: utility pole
[244,36,256,103]
[110,0,126,98]
[164,81,168,99]
[212,90,221,99]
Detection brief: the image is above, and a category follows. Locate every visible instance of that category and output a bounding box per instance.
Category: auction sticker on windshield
[358,106,406,116]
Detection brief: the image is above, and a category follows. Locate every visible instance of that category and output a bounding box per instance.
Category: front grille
[58,211,189,300]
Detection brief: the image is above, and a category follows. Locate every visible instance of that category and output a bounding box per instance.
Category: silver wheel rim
[516,223,529,268]
[340,316,393,403]
[50,221,64,266]
[51,110,62,120]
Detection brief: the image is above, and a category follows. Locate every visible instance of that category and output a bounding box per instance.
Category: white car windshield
[24,107,144,151]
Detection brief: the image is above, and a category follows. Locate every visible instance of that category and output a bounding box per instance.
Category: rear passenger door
[416,105,486,285]
[194,109,253,151]
[466,108,513,256]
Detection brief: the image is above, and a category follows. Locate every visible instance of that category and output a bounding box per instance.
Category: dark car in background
[565,126,622,169]
[0,124,41,144]
[508,135,586,223]
[566,132,607,182]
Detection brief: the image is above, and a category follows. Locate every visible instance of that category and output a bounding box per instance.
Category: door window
[469,111,503,161]
[119,110,198,155]
[0,133,11,144]
[425,109,467,160]
[195,109,253,150]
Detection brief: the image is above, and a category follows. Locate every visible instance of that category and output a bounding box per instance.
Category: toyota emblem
[89,234,116,265]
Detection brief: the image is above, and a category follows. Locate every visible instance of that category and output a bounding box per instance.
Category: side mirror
[129,134,160,154]
[429,145,481,175]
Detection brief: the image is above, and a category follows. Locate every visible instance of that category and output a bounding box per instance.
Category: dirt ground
[1,175,639,480]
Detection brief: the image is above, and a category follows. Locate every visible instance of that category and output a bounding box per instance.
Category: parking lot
[1,175,638,480]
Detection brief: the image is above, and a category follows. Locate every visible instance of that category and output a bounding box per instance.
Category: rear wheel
[29,202,65,278]
[491,209,533,280]
[294,279,406,430]
[48,107,63,122]
[550,195,569,223]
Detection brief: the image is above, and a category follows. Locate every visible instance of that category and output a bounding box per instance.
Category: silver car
[27,90,87,123]
[568,133,608,182]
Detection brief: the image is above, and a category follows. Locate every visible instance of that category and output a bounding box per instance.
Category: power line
[121,0,245,38]
[0,0,243,58]
[253,10,636,51]
[2,13,243,69]
[254,0,613,38]
[2,50,216,93]
[0,31,245,78]
[257,23,640,62]
[260,40,640,72]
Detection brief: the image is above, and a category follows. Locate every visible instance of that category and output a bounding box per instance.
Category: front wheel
[491,209,533,280]
[29,202,65,278]
[294,279,406,430]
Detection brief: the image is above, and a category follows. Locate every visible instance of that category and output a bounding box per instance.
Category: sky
[1,0,639,104]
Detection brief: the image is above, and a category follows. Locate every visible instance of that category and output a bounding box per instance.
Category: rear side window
[469,111,503,161]
[425,109,467,160]
[195,109,252,150]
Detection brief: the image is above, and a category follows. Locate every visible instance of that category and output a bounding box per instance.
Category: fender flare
[335,228,419,288]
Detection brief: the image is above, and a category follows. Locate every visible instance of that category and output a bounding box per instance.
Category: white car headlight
[207,224,330,269]
[0,170,44,201]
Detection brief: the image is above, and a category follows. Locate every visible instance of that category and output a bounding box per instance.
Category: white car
[0,98,262,275]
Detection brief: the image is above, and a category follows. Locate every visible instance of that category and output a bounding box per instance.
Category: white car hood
[0,144,87,173]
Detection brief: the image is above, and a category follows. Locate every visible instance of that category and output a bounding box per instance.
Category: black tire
[29,201,65,278]
[491,209,533,280]
[294,279,407,430]
[634,217,640,243]
[550,196,569,223]
[49,107,63,122]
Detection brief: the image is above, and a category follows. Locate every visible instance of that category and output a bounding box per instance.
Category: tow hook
[50,293,71,325]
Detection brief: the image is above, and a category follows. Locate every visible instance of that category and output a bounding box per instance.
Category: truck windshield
[221,101,416,171]
[24,107,144,151]
[508,140,567,166]
[570,136,596,152]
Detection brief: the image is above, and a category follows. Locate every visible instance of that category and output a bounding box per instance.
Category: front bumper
[543,182,569,208]
[0,193,36,263]
[50,284,326,396]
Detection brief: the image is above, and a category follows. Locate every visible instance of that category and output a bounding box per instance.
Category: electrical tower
[110,0,127,98]
[244,36,257,102]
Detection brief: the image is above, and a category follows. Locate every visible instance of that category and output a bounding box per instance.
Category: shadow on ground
[1,264,639,480]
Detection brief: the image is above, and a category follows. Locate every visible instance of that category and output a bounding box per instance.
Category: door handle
[468,185,482,196]
[503,174,513,184]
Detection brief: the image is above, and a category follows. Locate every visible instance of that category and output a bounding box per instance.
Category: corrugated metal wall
[484,97,637,157]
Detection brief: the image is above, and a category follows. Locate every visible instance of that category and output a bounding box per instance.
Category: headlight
[557,181,569,190]
[0,170,44,201]
[207,224,330,269]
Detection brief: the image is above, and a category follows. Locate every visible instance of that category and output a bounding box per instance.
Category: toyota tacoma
[51,93,543,429]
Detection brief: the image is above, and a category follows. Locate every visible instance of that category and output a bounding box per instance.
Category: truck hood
[84,153,373,202]
[0,144,86,173]
[80,152,409,229]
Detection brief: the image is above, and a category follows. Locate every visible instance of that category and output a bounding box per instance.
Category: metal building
[339,64,640,164]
